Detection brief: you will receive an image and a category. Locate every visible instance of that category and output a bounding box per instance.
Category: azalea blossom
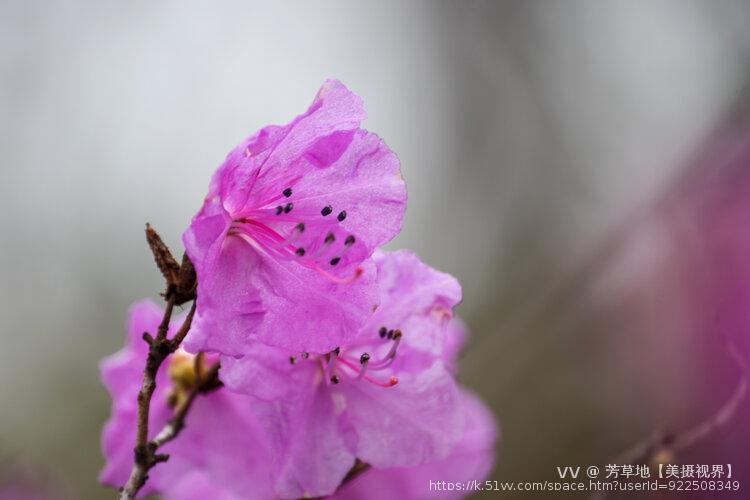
[99,300,275,500]
[115,389,496,500]
[100,269,496,499]
[183,80,407,356]
[220,250,468,498]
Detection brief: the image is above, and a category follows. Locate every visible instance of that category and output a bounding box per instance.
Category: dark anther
[333,347,341,356]
[283,187,293,198]
[325,232,335,244]
[360,353,371,364]
[275,206,283,215]
[379,326,388,338]
[295,247,306,256]
[387,329,394,339]
[284,203,294,214]
[321,205,333,216]
[289,356,297,364]
[301,352,309,359]
[392,329,402,340]
[337,210,347,222]
[330,257,341,266]
[345,235,356,246]
[296,222,305,232]
[330,375,340,384]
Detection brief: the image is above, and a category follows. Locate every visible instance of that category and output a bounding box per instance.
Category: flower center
[289,327,403,388]
[227,186,362,284]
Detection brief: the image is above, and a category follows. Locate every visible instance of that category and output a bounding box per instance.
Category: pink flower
[99,300,275,499]
[220,250,468,498]
[183,80,407,356]
[127,390,496,500]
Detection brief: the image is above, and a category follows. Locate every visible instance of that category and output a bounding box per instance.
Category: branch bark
[118,226,211,499]
[119,300,197,499]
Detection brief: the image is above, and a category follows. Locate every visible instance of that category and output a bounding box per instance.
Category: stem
[307,460,371,500]
[152,360,221,449]
[590,344,749,500]
[119,298,210,499]
[132,294,176,454]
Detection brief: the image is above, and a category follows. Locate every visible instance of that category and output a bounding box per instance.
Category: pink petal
[333,388,498,500]
[186,236,379,355]
[342,362,463,468]
[253,384,356,499]
[355,250,462,374]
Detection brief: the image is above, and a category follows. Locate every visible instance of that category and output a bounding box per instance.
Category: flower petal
[185,236,379,355]
[354,250,462,373]
[443,317,470,374]
[333,388,498,500]
[161,391,276,499]
[343,361,463,468]
[253,383,356,499]
[220,341,311,402]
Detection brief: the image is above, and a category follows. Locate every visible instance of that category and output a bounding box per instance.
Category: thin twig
[119,304,218,499]
[591,344,749,500]
[119,295,182,499]
[338,460,371,488]
[151,360,221,449]
[168,301,198,349]
[612,375,747,466]
[307,460,371,500]
[131,294,177,456]
[119,225,206,499]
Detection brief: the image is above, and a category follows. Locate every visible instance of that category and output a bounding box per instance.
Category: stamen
[379,326,388,338]
[357,352,370,380]
[283,203,294,214]
[321,205,333,216]
[337,210,347,222]
[230,225,289,259]
[358,372,399,387]
[309,231,337,259]
[301,352,309,360]
[330,375,340,384]
[289,356,297,364]
[387,329,394,339]
[276,206,283,215]
[334,356,399,387]
[368,330,402,370]
[345,235,356,246]
[326,349,337,374]
[233,217,361,279]
[283,187,293,198]
[313,265,363,285]
[235,218,299,255]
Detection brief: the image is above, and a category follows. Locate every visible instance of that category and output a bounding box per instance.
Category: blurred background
[3,0,750,498]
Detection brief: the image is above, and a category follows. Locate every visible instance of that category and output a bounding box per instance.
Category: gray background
[2,1,750,498]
